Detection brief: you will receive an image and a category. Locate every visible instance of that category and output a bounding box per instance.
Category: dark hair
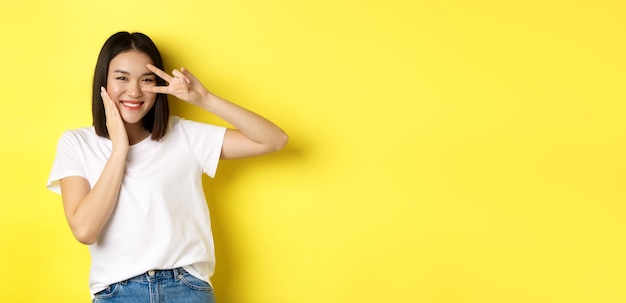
[92,31,169,140]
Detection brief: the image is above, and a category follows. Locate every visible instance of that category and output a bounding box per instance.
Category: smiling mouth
[120,101,144,110]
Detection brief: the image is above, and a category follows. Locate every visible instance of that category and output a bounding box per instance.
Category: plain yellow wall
[1,0,625,302]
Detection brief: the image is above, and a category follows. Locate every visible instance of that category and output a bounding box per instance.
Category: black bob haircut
[92,31,169,140]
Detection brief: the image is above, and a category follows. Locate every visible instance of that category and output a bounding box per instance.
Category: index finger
[146,64,173,83]
[100,86,114,105]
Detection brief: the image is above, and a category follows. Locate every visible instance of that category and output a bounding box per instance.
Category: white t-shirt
[47,116,226,296]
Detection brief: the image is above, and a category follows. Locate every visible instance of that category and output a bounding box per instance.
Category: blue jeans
[92,267,215,303]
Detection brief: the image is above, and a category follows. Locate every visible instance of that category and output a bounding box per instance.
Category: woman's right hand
[100,87,129,151]
[61,88,130,245]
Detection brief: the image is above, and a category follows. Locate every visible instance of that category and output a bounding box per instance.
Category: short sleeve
[46,132,88,194]
[176,118,227,178]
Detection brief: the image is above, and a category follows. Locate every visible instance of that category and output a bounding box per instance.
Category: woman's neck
[124,123,151,145]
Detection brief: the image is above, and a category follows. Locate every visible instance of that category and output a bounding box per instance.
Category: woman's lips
[120,101,144,110]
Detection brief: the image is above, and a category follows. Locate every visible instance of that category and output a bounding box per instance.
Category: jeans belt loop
[173,267,181,280]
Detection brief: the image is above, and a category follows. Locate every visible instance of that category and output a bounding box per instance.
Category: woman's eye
[142,78,155,83]
[116,76,127,81]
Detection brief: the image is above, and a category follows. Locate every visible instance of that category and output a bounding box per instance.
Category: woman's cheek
[105,84,122,102]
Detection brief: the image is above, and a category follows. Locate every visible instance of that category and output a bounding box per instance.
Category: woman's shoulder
[168,115,224,130]
[168,115,204,132]
[165,115,226,140]
[60,126,97,139]
[57,126,103,146]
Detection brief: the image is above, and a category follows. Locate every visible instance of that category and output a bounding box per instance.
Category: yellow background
[1,0,625,302]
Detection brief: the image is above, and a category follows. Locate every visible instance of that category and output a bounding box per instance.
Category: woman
[47,31,288,302]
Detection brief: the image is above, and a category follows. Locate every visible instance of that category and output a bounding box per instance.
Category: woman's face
[106,50,158,125]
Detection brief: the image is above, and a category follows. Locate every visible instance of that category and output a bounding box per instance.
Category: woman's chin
[121,117,145,126]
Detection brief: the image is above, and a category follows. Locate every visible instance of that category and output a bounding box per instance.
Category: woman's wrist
[199,90,219,112]
[109,146,129,161]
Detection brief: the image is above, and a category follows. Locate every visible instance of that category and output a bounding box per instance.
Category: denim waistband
[125,267,187,282]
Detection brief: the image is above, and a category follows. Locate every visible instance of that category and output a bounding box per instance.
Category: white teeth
[122,102,141,108]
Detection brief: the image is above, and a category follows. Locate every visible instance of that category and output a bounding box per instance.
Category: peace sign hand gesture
[142,64,209,107]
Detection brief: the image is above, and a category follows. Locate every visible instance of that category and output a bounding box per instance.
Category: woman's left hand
[144,64,288,159]
[142,64,209,107]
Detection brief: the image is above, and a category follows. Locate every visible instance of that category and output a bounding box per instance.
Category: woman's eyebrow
[113,69,154,76]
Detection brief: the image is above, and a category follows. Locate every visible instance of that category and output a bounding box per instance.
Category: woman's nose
[127,82,143,98]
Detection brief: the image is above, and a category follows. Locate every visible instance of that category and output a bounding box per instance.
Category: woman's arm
[144,65,288,159]
[201,92,288,159]
[60,88,129,245]
[60,150,126,245]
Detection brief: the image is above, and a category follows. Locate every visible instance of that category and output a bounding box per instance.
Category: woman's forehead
[109,50,154,72]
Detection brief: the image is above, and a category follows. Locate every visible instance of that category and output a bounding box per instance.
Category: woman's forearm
[62,148,127,245]
[200,92,288,152]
